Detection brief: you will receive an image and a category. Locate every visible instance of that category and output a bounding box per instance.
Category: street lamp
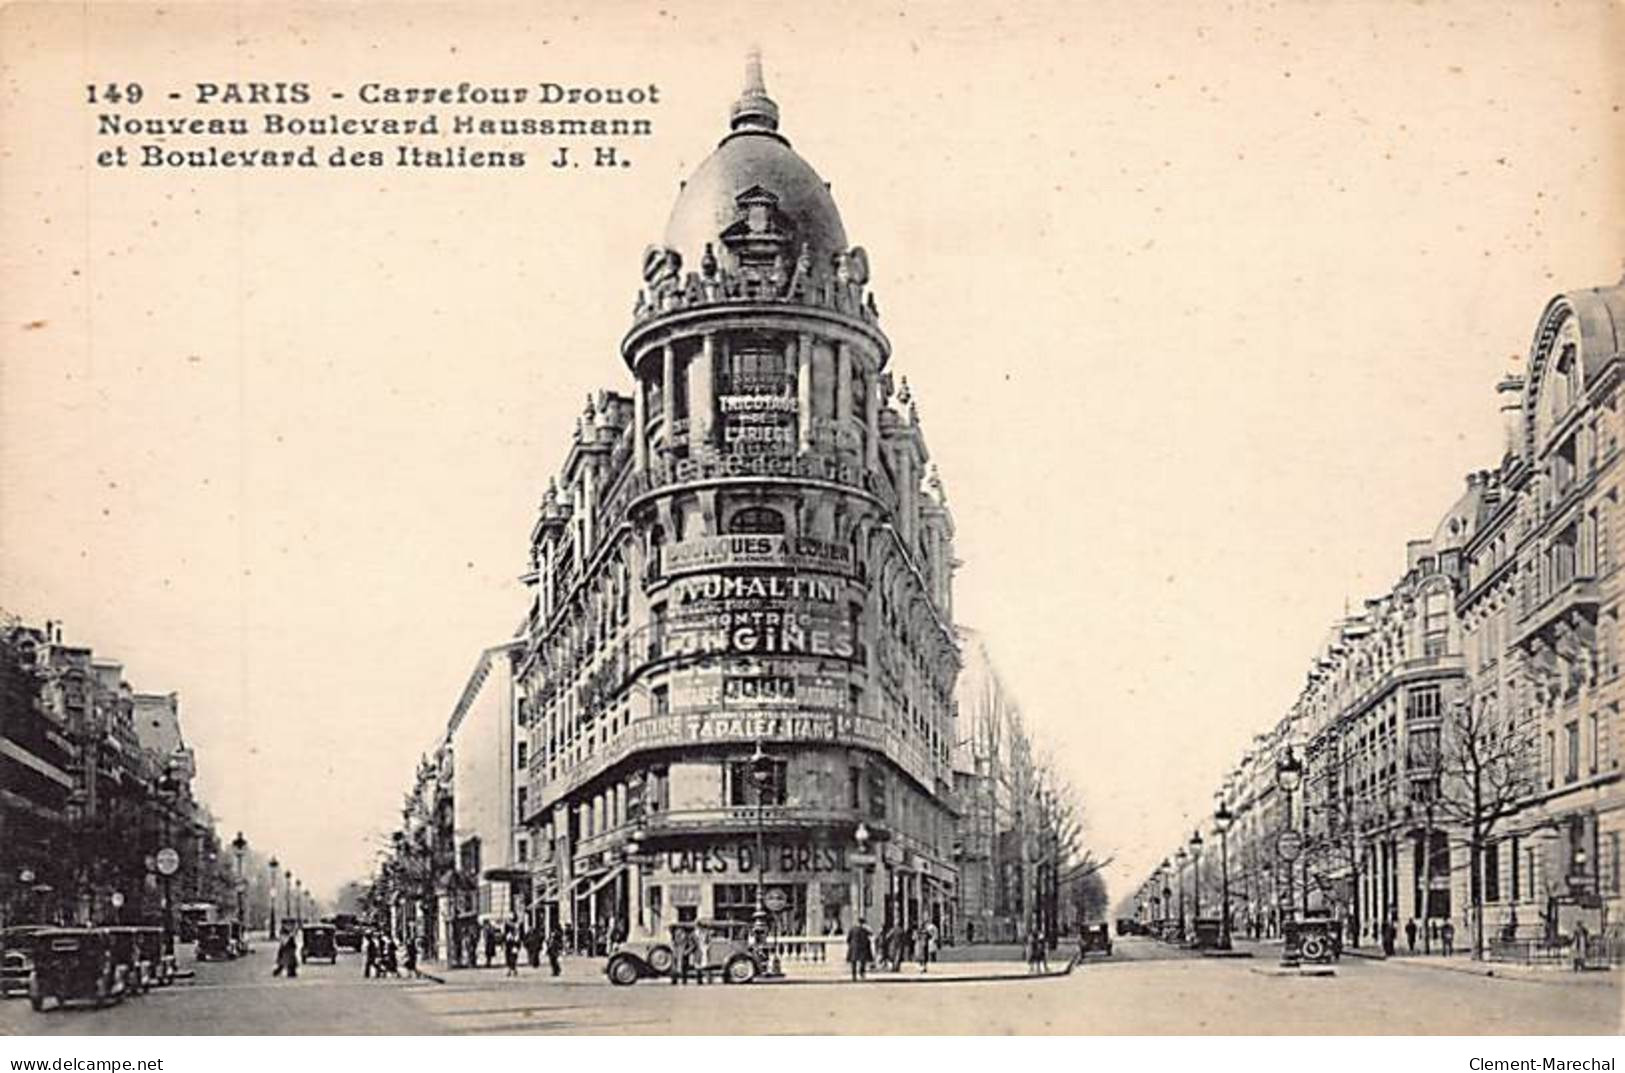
[1174,846,1188,940]
[267,857,279,940]
[1189,830,1204,941]
[285,871,295,928]
[1214,802,1234,950]
[854,822,873,930]
[230,831,247,930]
[625,823,645,933]
[747,741,782,977]
[1276,746,1304,967]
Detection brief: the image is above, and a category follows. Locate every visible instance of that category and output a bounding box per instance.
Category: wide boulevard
[3,937,1617,1036]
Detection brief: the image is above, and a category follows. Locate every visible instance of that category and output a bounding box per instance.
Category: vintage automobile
[330,914,364,952]
[133,927,172,987]
[195,922,235,961]
[27,928,125,1011]
[1,925,51,998]
[105,927,151,994]
[605,919,766,986]
[1076,923,1114,958]
[301,924,338,964]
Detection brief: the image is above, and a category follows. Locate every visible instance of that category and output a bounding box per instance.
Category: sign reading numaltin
[85,79,662,170]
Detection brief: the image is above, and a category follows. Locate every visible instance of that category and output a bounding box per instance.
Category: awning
[570,863,626,902]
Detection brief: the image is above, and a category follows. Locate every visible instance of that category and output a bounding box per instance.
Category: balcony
[1514,574,1598,649]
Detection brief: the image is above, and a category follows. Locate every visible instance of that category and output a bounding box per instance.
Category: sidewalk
[1236,938,1617,987]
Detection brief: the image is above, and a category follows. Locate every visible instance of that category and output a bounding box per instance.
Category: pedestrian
[483,923,497,968]
[273,931,298,978]
[381,936,399,977]
[926,920,939,964]
[1441,920,1456,957]
[847,918,874,981]
[1026,929,1044,975]
[404,935,419,978]
[362,933,376,978]
[504,930,520,977]
[546,927,563,977]
[525,925,543,969]
[966,920,975,945]
[1405,918,1417,954]
[1381,919,1396,958]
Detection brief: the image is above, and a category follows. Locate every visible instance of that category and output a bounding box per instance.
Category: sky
[1,1,1622,904]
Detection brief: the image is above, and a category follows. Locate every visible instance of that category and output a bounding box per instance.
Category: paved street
[1,938,1617,1035]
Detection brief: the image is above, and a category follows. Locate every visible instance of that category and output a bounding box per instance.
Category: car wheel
[645,945,675,974]
[607,955,641,986]
[724,955,758,985]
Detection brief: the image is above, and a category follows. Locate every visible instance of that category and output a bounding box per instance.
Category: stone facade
[513,57,961,944]
[1136,276,1623,960]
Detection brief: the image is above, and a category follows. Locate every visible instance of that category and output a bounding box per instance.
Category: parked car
[104,928,150,994]
[27,928,125,1011]
[1,925,51,998]
[196,922,235,961]
[132,927,172,987]
[606,920,766,986]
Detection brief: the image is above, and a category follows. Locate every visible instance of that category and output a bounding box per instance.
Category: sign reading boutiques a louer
[662,536,854,577]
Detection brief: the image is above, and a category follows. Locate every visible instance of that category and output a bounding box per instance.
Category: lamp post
[1174,847,1188,940]
[1276,746,1304,968]
[230,831,247,928]
[267,857,279,940]
[1159,856,1172,940]
[1215,802,1234,950]
[625,824,645,934]
[285,871,294,928]
[155,767,180,949]
[1189,830,1205,940]
[854,822,872,929]
[747,741,782,977]
[295,879,304,927]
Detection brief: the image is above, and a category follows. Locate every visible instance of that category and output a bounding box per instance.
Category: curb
[760,967,1074,987]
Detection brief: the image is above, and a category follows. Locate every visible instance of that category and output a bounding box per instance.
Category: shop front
[640,834,857,938]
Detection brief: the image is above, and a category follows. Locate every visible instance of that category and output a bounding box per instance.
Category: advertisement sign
[660,534,854,577]
[669,667,847,713]
[652,839,851,877]
[662,571,856,662]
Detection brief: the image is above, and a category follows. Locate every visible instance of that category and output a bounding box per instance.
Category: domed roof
[661,53,848,274]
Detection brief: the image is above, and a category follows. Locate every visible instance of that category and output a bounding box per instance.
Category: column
[661,344,676,452]
[835,342,852,452]
[691,333,715,451]
[796,333,813,453]
[865,364,880,471]
[633,369,649,472]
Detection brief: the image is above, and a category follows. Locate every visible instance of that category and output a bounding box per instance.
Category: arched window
[727,506,786,534]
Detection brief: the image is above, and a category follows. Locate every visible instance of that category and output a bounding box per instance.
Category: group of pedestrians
[362,931,417,978]
[844,919,941,980]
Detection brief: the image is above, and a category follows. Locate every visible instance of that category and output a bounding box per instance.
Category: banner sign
[660,534,854,577]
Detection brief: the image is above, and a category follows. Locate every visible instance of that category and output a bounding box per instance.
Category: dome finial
[730,46,780,133]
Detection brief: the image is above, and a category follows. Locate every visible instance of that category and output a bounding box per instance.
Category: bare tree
[1429,690,1541,959]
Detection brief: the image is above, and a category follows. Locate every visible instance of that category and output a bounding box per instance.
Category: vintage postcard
[0,0,1621,1050]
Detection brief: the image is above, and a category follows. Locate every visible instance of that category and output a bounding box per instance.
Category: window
[517,786,528,822]
[652,684,669,717]
[728,758,787,807]
[727,506,785,534]
[1484,841,1500,903]
[1566,721,1580,782]
[848,766,862,810]
[1611,832,1622,895]
[1547,730,1556,788]
[517,838,529,864]
[1423,592,1450,658]
[517,740,528,770]
[726,345,789,393]
[1406,685,1441,722]
[1590,712,1600,775]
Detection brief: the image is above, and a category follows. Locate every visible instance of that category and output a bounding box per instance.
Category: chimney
[1497,372,1525,461]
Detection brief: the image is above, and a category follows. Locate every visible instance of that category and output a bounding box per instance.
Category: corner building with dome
[516,57,963,945]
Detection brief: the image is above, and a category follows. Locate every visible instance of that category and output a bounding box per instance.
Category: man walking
[847,918,874,981]
[362,933,376,978]
[546,927,563,977]
[1405,918,1418,954]
[1441,919,1456,957]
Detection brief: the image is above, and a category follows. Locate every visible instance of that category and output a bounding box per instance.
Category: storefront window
[713,882,806,933]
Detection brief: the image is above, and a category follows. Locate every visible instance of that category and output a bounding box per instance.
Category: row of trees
[958,629,1106,945]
